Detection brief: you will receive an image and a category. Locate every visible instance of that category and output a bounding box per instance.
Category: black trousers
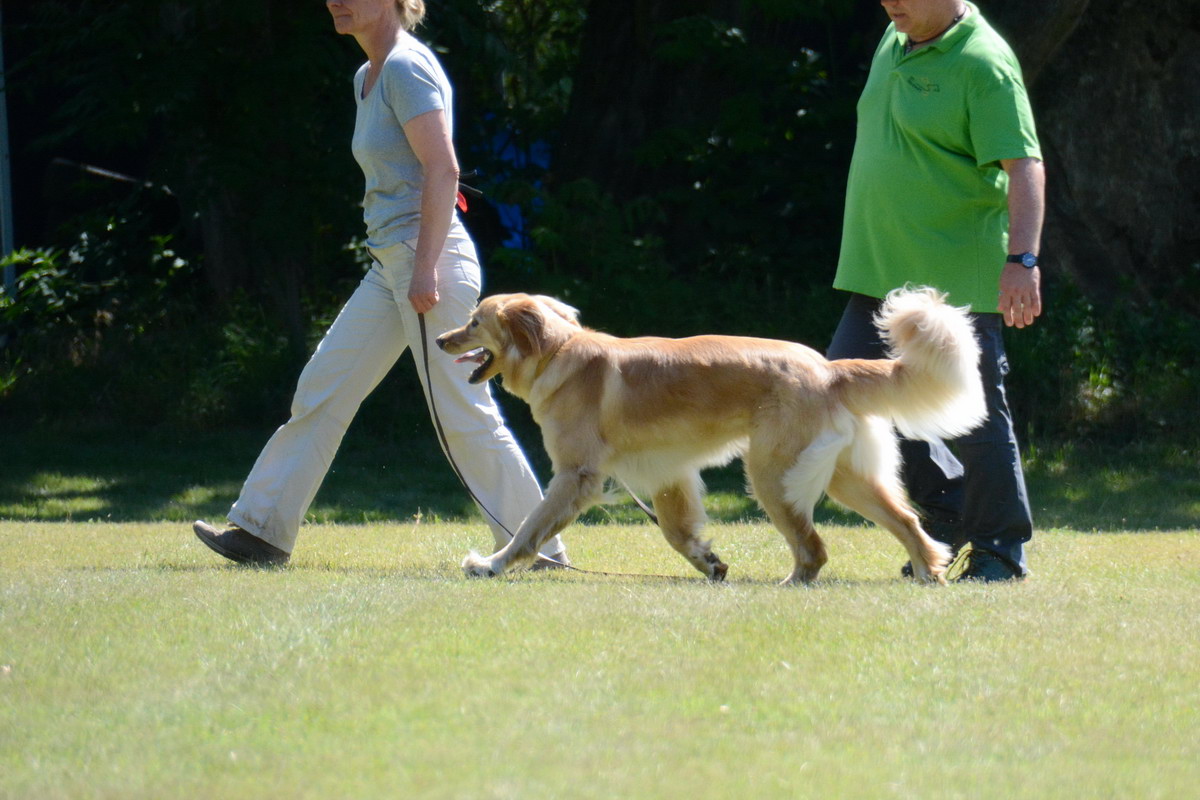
[827,293,1032,572]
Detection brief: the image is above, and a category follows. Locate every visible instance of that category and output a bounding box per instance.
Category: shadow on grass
[0,423,471,524]
[1020,441,1199,531]
[1,425,1196,532]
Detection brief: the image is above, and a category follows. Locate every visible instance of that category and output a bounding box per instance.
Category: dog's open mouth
[455,348,494,383]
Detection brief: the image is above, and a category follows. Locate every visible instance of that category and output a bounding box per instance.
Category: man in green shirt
[828,0,1045,581]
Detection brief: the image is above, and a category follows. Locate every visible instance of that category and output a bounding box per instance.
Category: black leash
[416,313,674,580]
[457,170,485,202]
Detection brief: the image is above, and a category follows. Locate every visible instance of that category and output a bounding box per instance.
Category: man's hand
[998,158,1045,329]
[997,263,1042,328]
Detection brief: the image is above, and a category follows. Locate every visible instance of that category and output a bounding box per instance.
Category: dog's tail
[830,286,986,442]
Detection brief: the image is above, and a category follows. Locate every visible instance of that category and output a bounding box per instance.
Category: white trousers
[228,223,562,558]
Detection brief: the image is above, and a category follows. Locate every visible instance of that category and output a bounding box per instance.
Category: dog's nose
[434,335,447,351]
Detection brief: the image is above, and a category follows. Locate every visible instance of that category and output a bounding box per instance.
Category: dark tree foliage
[536,0,877,337]
[1,0,1197,439]
[8,1,368,357]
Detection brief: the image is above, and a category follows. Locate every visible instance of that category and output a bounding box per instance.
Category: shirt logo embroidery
[906,76,940,95]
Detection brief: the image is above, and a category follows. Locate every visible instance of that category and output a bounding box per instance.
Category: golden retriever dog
[436,287,985,584]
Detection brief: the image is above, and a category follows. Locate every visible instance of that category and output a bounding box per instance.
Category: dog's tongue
[455,348,489,365]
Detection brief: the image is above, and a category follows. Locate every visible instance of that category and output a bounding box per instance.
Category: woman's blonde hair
[397,0,426,31]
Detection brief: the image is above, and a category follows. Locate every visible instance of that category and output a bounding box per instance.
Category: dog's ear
[532,296,581,327]
[499,298,547,359]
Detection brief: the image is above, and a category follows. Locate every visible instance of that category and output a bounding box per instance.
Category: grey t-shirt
[351,33,453,249]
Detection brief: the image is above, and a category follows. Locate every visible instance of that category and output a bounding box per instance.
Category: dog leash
[416,313,678,580]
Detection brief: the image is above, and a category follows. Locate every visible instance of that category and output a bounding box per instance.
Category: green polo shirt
[834,4,1041,311]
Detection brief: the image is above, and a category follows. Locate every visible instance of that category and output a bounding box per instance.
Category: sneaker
[954,547,1025,583]
[193,520,290,566]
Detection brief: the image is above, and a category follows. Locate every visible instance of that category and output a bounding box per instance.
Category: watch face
[1021,253,1038,268]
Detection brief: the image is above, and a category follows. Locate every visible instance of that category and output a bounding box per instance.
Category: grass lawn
[1,427,1198,798]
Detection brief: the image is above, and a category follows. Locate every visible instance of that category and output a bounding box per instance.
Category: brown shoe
[193,520,289,566]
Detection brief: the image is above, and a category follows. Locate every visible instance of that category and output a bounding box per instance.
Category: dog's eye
[470,319,480,328]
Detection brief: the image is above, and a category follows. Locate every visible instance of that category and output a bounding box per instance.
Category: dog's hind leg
[826,418,951,583]
[826,467,950,583]
[462,465,604,578]
[652,474,727,581]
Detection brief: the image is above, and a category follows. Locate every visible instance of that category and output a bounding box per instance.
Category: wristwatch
[1006,252,1039,269]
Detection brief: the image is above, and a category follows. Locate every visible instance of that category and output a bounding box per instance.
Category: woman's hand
[408,266,440,314]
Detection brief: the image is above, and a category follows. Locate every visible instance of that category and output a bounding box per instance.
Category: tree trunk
[983,0,1093,87]
[986,0,1200,311]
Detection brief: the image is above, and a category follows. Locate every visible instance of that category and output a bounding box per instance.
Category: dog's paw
[705,552,729,582]
[781,564,821,586]
[462,551,500,579]
[918,541,953,585]
[920,564,948,586]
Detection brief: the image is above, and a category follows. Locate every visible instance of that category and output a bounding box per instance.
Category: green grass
[1,427,1198,797]
[2,522,1198,798]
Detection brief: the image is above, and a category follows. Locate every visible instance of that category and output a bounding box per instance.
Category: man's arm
[998,157,1046,328]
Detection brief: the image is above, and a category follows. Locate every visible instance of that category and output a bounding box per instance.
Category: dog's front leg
[462,466,604,578]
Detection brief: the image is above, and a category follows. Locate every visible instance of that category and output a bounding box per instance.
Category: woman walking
[193,0,567,568]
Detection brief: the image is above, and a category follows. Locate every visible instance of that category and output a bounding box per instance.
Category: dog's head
[436,294,582,385]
